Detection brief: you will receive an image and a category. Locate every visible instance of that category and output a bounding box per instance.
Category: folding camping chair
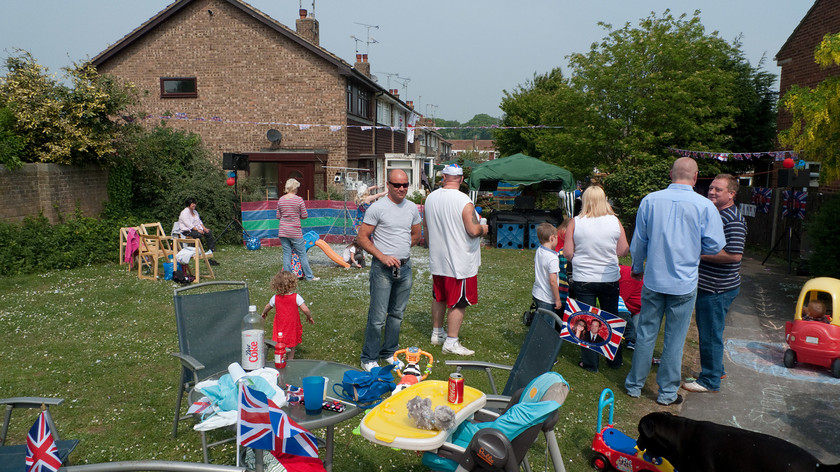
[171,281,272,463]
[0,397,79,472]
[421,372,568,472]
[447,308,564,399]
[443,309,566,472]
[172,234,215,284]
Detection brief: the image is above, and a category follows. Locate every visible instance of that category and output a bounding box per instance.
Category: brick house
[91,0,415,199]
[775,0,840,193]
[449,139,497,161]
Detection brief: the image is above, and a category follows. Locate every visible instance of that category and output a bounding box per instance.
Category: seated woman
[178,197,219,265]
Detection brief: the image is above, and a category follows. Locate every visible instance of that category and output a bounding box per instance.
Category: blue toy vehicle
[591,388,676,472]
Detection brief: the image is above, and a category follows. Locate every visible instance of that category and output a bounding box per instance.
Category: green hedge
[0,210,136,276]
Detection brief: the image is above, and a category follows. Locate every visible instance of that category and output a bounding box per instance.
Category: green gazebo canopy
[467,153,574,192]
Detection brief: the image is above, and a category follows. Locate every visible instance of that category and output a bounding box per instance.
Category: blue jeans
[571,280,622,371]
[694,287,739,390]
[625,286,697,404]
[361,259,413,363]
[280,237,314,280]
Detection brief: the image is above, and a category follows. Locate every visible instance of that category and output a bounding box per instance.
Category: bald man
[624,157,726,406]
[356,169,422,372]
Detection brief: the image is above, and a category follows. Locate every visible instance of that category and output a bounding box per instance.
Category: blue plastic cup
[302,376,326,415]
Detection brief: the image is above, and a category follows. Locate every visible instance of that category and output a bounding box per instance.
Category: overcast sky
[1,0,814,122]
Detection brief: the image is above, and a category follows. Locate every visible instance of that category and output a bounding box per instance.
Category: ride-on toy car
[591,388,675,472]
[784,277,840,377]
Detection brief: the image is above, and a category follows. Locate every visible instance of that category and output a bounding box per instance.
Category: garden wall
[0,163,108,223]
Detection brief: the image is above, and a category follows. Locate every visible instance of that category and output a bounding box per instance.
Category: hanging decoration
[751,188,772,214]
[144,112,565,131]
[781,190,807,220]
[669,147,799,162]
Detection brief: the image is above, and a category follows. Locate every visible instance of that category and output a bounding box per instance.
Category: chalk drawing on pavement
[726,338,840,385]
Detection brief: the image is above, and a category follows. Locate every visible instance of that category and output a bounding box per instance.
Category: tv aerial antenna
[299,1,315,17]
[377,71,399,89]
[393,75,411,99]
[353,22,379,54]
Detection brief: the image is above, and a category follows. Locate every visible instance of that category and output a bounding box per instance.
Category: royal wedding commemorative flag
[26,411,62,472]
[238,384,319,458]
[560,298,626,361]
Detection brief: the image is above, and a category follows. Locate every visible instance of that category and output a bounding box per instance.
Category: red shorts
[432,275,478,308]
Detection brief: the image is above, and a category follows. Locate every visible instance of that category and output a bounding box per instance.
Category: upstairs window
[160,77,197,98]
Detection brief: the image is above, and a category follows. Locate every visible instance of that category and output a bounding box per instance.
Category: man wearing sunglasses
[356,169,422,372]
[424,164,488,356]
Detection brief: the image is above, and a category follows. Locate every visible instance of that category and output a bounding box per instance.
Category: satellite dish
[266,129,282,143]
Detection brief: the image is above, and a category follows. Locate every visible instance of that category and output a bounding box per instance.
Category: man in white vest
[423,164,488,355]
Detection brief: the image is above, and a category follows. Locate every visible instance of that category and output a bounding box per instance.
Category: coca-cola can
[448,372,464,404]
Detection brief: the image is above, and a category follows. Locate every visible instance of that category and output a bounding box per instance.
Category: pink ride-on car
[784,277,840,378]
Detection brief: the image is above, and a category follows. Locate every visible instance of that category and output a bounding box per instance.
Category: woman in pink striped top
[277,178,318,281]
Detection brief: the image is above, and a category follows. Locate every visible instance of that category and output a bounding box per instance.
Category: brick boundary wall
[0,163,109,224]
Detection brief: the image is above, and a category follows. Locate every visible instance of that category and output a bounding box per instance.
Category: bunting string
[144,113,564,131]
[669,147,799,162]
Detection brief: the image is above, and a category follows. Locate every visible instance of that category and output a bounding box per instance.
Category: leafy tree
[0,50,136,167]
[0,106,25,169]
[437,114,501,140]
[779,32,840,182]
[495,10,777,219]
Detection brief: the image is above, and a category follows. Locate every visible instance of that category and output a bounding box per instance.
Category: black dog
[637,412,840,472]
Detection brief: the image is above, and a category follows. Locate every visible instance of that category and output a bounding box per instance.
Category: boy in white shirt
[532,223,563,314]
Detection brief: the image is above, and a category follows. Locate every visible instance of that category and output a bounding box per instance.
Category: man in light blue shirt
[624,157,725,406]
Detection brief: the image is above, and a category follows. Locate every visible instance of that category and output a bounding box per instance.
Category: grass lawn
[0,241,687,471]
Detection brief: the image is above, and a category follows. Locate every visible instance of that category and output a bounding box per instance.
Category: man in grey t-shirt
[356,169,422,372]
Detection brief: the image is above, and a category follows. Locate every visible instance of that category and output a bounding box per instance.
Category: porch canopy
[467,153,574,192]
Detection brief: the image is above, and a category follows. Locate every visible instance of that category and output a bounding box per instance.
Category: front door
[279,164,314,200]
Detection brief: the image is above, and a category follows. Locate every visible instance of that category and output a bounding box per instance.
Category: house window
[160,77,197,98]
[347,84,353,113]
[346,83,370,119]
[357,90,370,119]
[377,101,391,126]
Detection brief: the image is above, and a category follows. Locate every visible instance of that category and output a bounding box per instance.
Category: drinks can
[448,372,464,404]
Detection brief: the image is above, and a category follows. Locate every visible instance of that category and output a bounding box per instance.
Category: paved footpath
[679,253,840,463]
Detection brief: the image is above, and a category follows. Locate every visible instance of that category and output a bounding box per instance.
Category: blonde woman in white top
[564,185,629,371]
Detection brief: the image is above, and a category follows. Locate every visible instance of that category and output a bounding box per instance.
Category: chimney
[354,53,370,77]
[407,101,414,109]
[295,10,319,46]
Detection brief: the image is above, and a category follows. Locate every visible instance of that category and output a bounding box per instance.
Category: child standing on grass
[533,223,564,315]
[262,271,314,364]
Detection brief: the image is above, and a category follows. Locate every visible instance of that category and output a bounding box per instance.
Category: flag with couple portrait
[25,411,62,472]
[238,383,319,458]
[559,298,626,361]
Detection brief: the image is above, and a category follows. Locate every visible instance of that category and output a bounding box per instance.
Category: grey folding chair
[445,309,566,472]
[171,281,254,462]
[447,308,564,398]
[0,397,79,472]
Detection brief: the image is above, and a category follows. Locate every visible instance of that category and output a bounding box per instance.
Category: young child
[262,271,314,366]
[554,218,570,306]
[353,184,388,231]
[343,237,366,268]
[532,223,564,314]
[802,299,830,323]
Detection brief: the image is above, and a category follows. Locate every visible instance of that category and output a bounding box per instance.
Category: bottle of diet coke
[241,305,264,371]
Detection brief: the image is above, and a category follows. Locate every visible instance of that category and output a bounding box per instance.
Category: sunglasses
[388,181,409,188]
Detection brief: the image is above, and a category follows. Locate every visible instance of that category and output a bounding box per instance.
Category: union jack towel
[560,298,626,361]
[751,187,771,214]
[238,384,319,457]
[781,190,807,219]
[26,411,61,472]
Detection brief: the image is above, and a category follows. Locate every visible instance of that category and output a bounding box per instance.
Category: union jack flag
[782,190,807,220]
[238,385,319,458]
[560,298,626,361]
[751,187,772,214]
[26,411,62,472]
[239,385,282,450]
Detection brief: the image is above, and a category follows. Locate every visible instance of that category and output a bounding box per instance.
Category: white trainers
[442,340,474,356]
[431,331,446,345]
[383,358,405,371]
[205,250,213,256]
[361,360,379,372]
[306,277,320,281]
[682,381,716,393]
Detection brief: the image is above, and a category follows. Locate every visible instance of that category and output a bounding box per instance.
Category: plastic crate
[496,223,525,249]
[527,223,541,249]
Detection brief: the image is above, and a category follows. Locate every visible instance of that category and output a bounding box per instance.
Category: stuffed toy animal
[406,396,456,431]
